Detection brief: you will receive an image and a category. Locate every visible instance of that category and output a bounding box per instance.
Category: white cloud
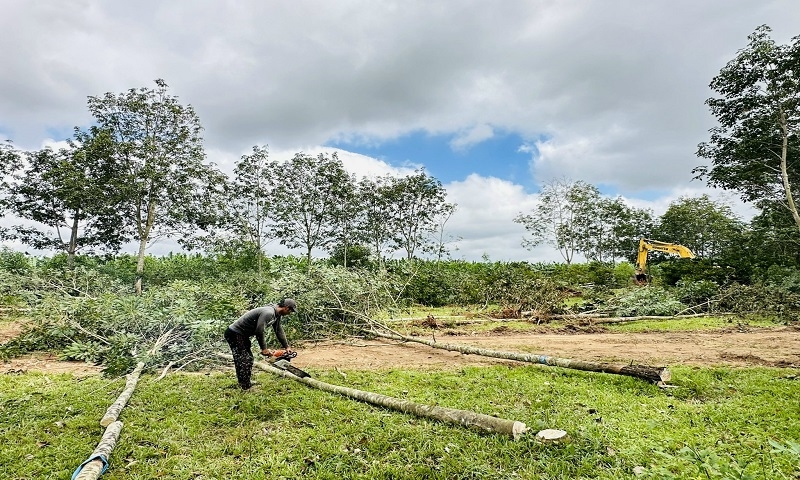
[1,1,796,261]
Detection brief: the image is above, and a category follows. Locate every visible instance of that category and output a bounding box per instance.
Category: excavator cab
[634,238,695,285]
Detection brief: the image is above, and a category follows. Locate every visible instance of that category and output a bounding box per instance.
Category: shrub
[674,280,720,310]
[612,286,686,316]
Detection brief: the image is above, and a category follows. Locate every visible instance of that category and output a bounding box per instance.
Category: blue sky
[1,0,795,261]
[328,130,539,190]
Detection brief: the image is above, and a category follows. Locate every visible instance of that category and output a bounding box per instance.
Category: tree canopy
[88,79,227,293]
[695,25,800,233]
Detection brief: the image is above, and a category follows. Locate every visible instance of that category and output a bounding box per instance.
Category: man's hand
[261,348,273,356]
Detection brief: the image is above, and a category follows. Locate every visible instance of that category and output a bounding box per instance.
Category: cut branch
[371,330,671,384]
[72,420,123,480]
[100,362,144,427]
[216,353,527,439]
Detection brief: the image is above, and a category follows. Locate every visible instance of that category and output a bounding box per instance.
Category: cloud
[1,1,796,262]
[450,124,495,151]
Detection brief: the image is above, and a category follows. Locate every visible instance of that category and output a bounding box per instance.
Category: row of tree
[1,25,798,291]
[0,80,454,293]
[515,25,800,272]
[513,179,745,265]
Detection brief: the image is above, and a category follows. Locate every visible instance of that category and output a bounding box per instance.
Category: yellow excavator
[634,238,695,284]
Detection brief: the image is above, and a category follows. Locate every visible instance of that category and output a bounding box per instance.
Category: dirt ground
[289,326,800,371]
[2,324,798,376]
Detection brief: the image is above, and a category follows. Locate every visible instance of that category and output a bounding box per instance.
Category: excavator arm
[635,238,695,283]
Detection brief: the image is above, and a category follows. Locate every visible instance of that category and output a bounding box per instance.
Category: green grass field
[2,361,799,479]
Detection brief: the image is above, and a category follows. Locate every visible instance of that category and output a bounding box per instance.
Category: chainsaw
[266,349,310,378]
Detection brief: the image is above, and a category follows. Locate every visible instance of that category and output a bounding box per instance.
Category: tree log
[73,421,123,480]
[100,362,144,427]
[371,331,671,384]
[216,353,528,439]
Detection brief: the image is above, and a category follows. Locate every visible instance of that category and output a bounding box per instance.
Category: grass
[2,364,799,479]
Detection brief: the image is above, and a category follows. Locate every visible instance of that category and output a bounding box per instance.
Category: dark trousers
[224,327,254,389]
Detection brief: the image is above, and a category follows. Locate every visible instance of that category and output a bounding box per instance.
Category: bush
[0,247,33,274]
[674,280,720,310]
[716,283,800,320]
[612,286,686,317]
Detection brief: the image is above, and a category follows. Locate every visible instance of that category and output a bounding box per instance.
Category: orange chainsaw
[266,349,309,378]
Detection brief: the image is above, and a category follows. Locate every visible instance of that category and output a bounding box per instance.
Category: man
[224,298,297,389]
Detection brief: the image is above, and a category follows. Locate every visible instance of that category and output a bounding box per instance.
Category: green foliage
[0,247,33,274]
[757,264,800,294]
[716,283,800,319]
[674,279,720,309]
[612,286,686,317]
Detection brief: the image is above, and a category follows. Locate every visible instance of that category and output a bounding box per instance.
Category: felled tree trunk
[216,353,528,439]
[372,331,671,384]
[73,421,123,480]
[100,362,144,427]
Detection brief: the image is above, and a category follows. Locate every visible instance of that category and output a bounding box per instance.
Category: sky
[2,1,799,262]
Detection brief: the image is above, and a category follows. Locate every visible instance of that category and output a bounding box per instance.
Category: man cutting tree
[224,298,297,390]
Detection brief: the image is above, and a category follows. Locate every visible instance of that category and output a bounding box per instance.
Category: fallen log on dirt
[216,353,528,439]
[100,362,144,427]
[71,421,123,480]
[371,330,671,385]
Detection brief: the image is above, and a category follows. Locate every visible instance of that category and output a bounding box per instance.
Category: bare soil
[290,325,800,371]
[2,324,798,376]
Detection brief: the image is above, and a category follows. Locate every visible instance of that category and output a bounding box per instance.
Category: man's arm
[255,316,268,352]
[272,318,289,349]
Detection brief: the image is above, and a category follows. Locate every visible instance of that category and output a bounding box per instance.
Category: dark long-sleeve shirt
[228,305,289,350]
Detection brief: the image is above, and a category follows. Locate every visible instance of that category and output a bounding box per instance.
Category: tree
[580,196,652,264]
[515,179,592,264]
[695,25,800,234]
[269,152,354,265]
[357,175,394,265]
[655,195,745,258]
[0,141,22,226]
[384,169,454,261]
[88,79,227,293]
[6,128,125,267]
[431,203,460,262]
[227,145,278,276]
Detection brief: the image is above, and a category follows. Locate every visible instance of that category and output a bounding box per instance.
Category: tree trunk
[779,110,800,234]
[371,331,671,384]
[73,421,123,480]
[216,353,528,439]
[68,212,80,270]
[100,362,144,427]
[134,200,156,295]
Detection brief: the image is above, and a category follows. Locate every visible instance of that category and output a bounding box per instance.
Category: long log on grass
[72,421,123,480]
[372,330,671,384]
[100,362,144,427]
[216,353,528,439]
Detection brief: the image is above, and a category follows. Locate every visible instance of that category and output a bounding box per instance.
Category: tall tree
[7,128,125,267]
[0,141,21,212]
[384,169,453,261]
[514,179,592,264]
[269,152,353,265]
[227,145,278,276]
[0,141,22,241]
[327,172,364,268]
[88,79,226,293]
[358,175,394,265]
[580,196,647,263]
[695,25,800,233]
[655,195,745,258]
